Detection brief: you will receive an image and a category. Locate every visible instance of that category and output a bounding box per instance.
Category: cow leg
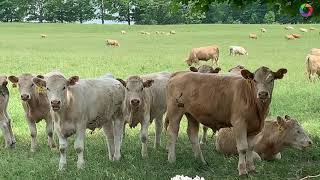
[5,112,15,147]
[55,123,68,170]
[102,120,115,161]
[233,123,249,176]
[74,126,86,169]
[246,135,256,172]
[27,118,37,152]
[167,109,183,163]
[186,114,206,164]
[45,117,56,149]
[140,115,150,158]
[154,114,163,148]
[274,152,281,160]
[252,151,262,161]
[200,125,208,144]
[0,116,12,148]
[113,118,124,161]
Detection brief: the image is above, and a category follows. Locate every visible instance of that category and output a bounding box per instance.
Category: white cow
[229,46,248,56]
[33,72,125,170]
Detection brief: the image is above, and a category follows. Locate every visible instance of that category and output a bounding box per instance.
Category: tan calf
[9,74,55,152]
[306,54,320,82]
[215,115,312,160]
[285,35,295,40]
[291,34,301,39]
[185,45,219,66]
[106,39,120,47]
[249,33,257,39]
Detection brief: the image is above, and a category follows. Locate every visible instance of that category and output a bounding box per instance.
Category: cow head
[33,73,79,112]
[241,66,287,102]
[190,65,221,74]
[0,76,8,87]
[117,76,153,109]
[9,74,44,101]
[277,115,313,150]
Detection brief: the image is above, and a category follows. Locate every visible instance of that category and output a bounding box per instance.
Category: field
[0,23,319,180]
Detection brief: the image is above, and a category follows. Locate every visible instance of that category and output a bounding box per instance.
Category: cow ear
[284,115,291,120]
[274,68,287,79]
[189,67,198,72]
[8,76,18,88]
[36,75,44,79]
[116,78,126,87]
[143,79,154,88]
[241,69,254,80]
[67,76,79,86]
[212,67,221,73]
[32,77,46,87]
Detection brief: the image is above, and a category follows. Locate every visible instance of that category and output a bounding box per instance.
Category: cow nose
[21,94,30,100]
[51,100,61,105]
[258,91,269,98]
[131,99,140,106]
[308,141,313,146]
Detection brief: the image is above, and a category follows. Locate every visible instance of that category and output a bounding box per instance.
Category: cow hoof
[238,163,248,176]
[246,162,256,172]
[142,153,148,159]
[114,155,121,161]
[77,162,85,169]
[58,164,66,171]
[30,148,36,153]
[168,156,176,163]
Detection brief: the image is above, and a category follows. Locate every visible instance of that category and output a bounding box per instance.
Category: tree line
[0,0,319,24]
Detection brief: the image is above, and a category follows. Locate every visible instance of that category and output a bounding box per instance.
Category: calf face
[189,65,221,73]
[228,65,245,74]
[9,74,44,101]
[33,75,79,112]
[278,115,313,149]
[241,67,287,102]
[118,76,153,108]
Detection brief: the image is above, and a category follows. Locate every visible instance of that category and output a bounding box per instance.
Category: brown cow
[310,48,320,56]
[165,66,287,176]
[118,72,171,158]
[8,74,55,152]
[106,39,120,47]
[285,35,295,40]
[306,54,320,82]
[0,76,15,148]
[185,45,219,66]
[215,115,312,160]
[228,65,246,75]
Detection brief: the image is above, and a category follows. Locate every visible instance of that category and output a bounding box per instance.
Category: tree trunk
[101,0,105,24]
[127,1,131,25]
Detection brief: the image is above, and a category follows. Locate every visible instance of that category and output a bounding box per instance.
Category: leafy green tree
[264,11,275,24]
[27,0,45,22]
[0,0,28,22]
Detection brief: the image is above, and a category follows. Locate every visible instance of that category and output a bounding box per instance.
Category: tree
[264,11,275,24]
[0,0,28,22]
[27,0,45,22]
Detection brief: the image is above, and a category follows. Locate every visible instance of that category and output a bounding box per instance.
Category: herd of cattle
[1,30,318,177]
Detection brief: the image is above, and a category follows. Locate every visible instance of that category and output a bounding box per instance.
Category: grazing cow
[145,32,151,35]
[121,30,127,34]
[215,115,313,160]
[117,72,170,158]
[249,33,257,39]
[291,34,301,39]
[285,35,295,40]
[228,65,246,75]
[229,46,248,56]
[155,31,160,35]
[140,31,146,35]
[260,28,267,33]
[285,26,294,30]
[40,34,47,38]
[310,48,320,56]
[165,66,287,175]
[310,27,316,31]
[189,65,221,74]
[185,45,219,66]
[306,54,320,82]
[8,74,55,152]
[299,28,308,32]
[0,76,15,148]
[33,72,125,170]
[170,30,176,35]
[106,39,120,47]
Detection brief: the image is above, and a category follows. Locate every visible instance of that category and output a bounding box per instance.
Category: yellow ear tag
[36,86,46,93]
[276,122,284,132]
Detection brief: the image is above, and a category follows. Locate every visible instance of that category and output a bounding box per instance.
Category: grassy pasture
[0,23,319,180]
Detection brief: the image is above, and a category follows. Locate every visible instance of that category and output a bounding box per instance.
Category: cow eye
[46,87,50,91]
[297,130,301,134]
[62,86,66,90]
[126,87,129,91]
[141,87,143,91]
[31,84,34,87]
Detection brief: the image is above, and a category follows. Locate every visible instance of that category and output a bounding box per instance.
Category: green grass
[0,23,319,180]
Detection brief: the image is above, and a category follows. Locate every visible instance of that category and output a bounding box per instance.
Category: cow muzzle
[258,91,270,102]
[130,99,140,107]
[51,100,61,111]
[21,94,31,101]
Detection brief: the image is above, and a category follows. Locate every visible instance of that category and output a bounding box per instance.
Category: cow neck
[246,80,270,133]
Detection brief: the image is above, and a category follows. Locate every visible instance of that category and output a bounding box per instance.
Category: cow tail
[306,55,311,78]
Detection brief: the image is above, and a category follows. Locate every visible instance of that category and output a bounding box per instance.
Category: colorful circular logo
[299,3,314,17]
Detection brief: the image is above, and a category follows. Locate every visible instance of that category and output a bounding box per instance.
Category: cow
[228,65,246,75]
[260,28,267,33]
[299,28,308,32]
[285,35,295,40]
[185,45,219,67]
[215,115,313,160]
[32,72,125,170]
[229,46,248,56]
[249,33,257,39]
[0,76,15,148]
[165,66,287,176]
[310,48,320,56]
[170,30,176,35]
[117,72,170,158]
[310,27,316,31]
[40,34,47,38]
[121,30,127,34]
[306,54,320,82]
[106,39,120,47]
[285,26,294,30]
[291,34,301,39]
[8,74,55,152]
[189,65,221,74]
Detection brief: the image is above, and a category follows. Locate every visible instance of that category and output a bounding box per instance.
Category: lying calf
[215,115,313,160]
[0,76,15,148]
[117,72,170,158]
